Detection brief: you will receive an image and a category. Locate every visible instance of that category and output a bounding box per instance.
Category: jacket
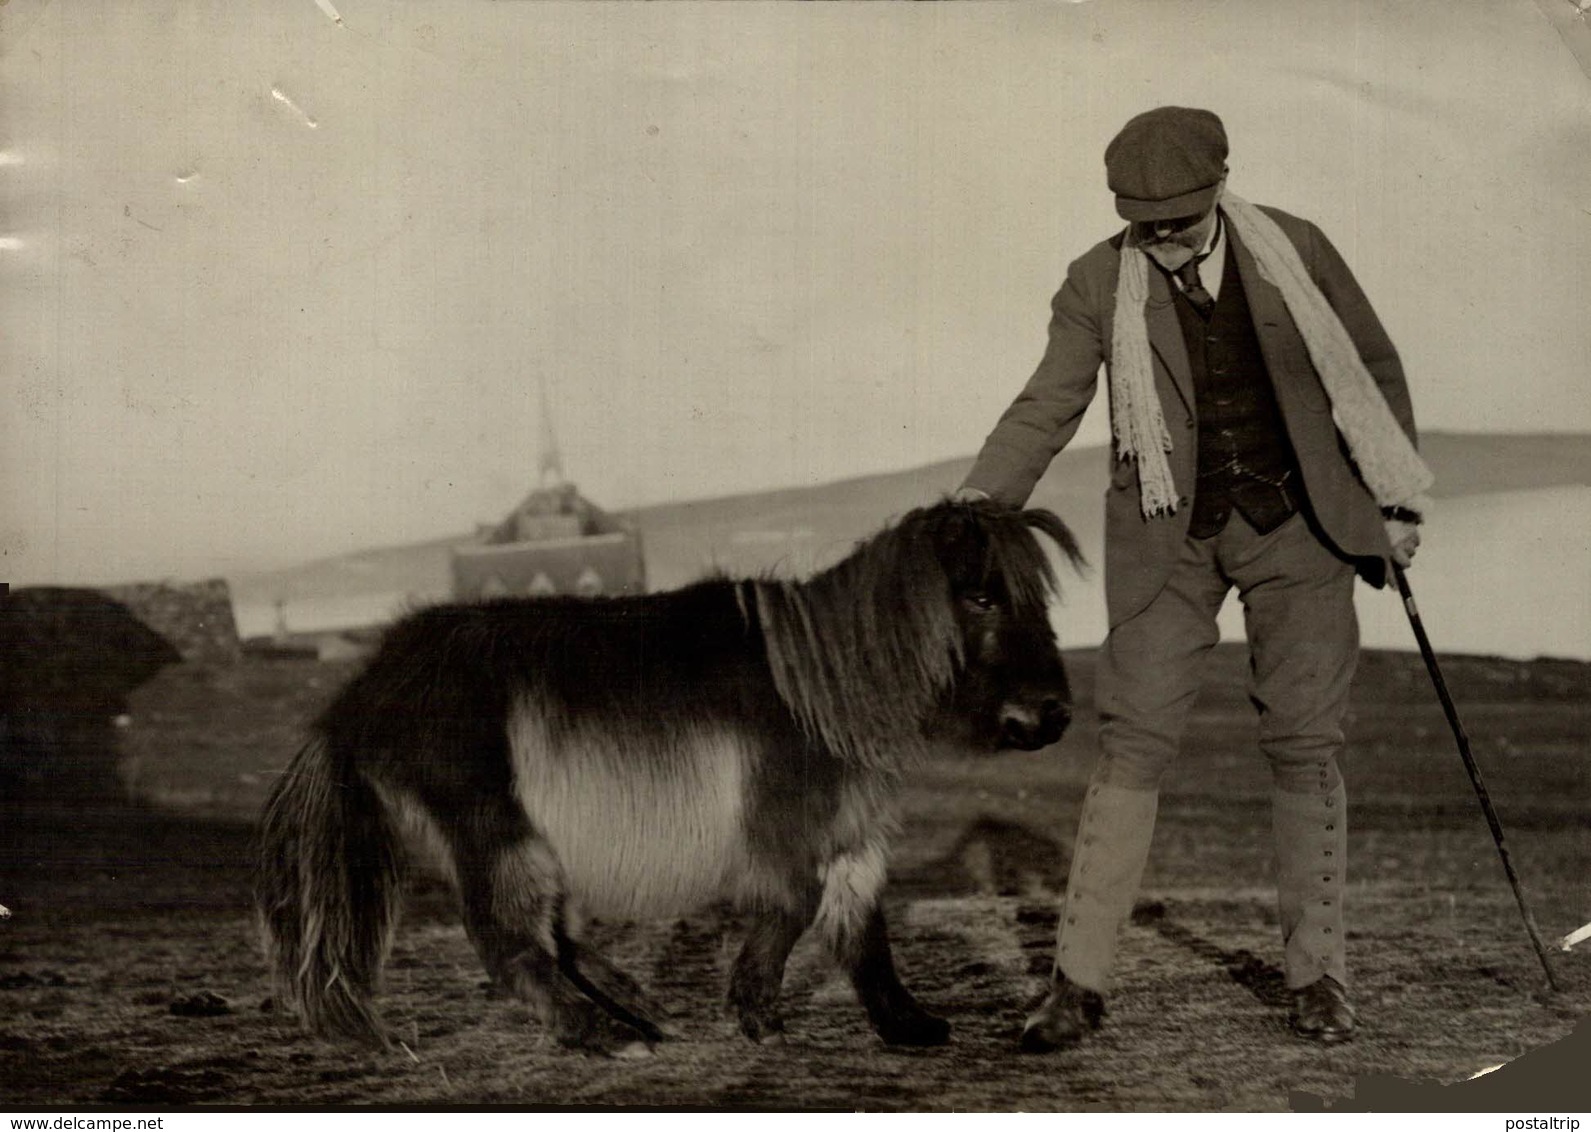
[962,205,1417,627]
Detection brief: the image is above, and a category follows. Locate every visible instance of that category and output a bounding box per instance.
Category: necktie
[1176,254,1215,319]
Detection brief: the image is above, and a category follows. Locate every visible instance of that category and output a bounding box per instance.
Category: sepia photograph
[2,0,1589,1114]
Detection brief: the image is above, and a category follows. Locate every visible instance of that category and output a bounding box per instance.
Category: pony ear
[1022,509,1087,575]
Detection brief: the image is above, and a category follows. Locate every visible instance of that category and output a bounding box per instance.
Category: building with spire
[449,379,646,600]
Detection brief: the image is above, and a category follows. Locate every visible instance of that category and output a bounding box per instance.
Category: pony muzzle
[997,698,1072,751]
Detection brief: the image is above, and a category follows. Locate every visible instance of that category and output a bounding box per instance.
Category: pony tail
[255,736,404,1046]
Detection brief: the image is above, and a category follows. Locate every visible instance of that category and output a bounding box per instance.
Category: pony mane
[751,499,1082,771]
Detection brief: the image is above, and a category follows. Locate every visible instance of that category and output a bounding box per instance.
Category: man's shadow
[893,813,1290,1008]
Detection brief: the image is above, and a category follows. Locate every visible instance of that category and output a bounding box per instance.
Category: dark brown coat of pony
[256,499,1082,1053]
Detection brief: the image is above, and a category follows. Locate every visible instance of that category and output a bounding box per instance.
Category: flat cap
[1105,106,1228,221]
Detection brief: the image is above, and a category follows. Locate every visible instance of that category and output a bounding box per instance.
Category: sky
[3,0,1590,585]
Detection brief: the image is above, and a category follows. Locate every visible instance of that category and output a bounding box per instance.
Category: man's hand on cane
[1385,518,1421,568]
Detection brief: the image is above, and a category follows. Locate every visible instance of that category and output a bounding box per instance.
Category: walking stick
[1392,565,1563,992]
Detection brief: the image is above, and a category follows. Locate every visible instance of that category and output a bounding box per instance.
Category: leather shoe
[1020,974,1105,1053]
[1290,975,1355,1043]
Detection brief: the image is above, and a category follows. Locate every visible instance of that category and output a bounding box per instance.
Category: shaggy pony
[257,498,1082,1052]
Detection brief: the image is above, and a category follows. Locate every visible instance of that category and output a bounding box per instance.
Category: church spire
[537,374,565,490]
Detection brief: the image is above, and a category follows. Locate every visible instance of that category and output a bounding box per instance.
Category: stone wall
[99,578,241,664]
[1,586,188,802]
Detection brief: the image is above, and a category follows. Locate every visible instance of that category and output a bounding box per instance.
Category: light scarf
[1109,191,1433,520]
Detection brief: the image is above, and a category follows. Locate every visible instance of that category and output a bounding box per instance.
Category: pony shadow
[891,814,1071,901]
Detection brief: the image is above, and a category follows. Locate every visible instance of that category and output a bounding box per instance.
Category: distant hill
[1415,432,1591,498]
[227,444,1107,622]
[229,432,1591,658]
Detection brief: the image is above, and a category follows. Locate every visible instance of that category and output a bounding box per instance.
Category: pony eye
[964,591,996,612]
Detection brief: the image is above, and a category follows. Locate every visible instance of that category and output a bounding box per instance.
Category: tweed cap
[1105,106,1228,221]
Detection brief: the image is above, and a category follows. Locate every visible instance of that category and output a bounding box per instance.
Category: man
[956,106,1429,1048]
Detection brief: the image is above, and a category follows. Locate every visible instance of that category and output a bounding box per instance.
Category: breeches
[1052,512,1358,991]
[1096,511,1359,794]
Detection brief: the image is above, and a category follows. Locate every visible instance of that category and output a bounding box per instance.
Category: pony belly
[507,708,752,920]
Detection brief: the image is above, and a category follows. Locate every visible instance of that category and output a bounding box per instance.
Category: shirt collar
[1198,208,1225,263]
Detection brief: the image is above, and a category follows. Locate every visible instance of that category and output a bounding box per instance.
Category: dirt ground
[2,646,1588,1111]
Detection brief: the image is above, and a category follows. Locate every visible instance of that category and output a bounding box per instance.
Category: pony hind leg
[557,937,672,1042]
[446,803,662,1052]
[728,890,818,1044]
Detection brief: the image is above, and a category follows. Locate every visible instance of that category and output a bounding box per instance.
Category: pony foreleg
[839,904,951,1048]
[812,842,951,1046]
[728,897,816,1044]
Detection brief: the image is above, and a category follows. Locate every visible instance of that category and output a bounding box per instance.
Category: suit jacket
[962,205,1417,628]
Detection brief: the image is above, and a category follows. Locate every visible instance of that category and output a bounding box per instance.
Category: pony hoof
[736,1012,787,1045]
[553,1006,656,1055]
[611,1039,656,1061]
[878,1013,951,1047]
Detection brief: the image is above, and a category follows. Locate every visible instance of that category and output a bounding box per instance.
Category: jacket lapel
[1144,266,1195,415]
[1228,222,1318,416]
[1231,227,1287,330]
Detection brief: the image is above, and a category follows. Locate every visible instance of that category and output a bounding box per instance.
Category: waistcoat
[1172,237,1303,538]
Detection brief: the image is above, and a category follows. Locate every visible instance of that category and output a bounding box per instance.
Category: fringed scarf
[1109,191,1433,520]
